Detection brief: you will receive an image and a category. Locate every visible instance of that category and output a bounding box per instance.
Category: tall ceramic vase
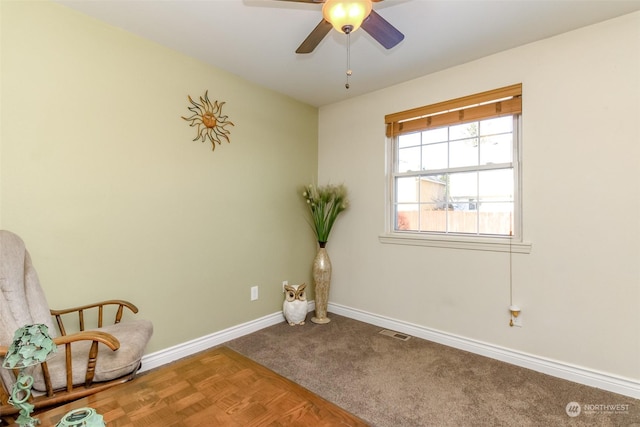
[311,242,332,324]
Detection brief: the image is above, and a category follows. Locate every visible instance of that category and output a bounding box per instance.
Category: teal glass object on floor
[56,408,106,427]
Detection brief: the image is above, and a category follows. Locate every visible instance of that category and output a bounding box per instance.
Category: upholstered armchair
[0,230,153,420]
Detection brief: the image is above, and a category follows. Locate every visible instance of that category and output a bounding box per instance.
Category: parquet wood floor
[36,347,368,426]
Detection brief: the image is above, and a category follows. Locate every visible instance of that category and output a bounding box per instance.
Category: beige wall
[319,12,640,380]
[0,1,318,353]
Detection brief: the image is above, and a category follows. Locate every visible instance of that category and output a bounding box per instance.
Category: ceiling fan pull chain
[345,31,352,90]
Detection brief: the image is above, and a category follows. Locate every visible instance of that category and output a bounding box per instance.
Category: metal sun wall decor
[182,90,234,151]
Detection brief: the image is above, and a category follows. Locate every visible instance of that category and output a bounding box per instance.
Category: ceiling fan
[277,0,404,54]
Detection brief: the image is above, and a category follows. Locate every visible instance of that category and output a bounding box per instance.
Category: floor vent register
[379,329,412,341]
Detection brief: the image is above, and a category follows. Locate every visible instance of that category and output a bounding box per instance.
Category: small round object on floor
[55,407,105,427]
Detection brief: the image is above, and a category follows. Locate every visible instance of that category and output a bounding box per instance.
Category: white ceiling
[55,0,640,107]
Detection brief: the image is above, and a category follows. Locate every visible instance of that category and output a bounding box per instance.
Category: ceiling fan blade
[296,19,333,54]
[361,10,404,49]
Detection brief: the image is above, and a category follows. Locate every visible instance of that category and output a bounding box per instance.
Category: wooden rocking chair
[0,230,153,422]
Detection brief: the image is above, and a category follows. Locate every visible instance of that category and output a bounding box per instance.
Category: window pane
[398,146,421,173]
[480,133,512,165]
[396,177,418,203]
[478,169,513,202]
[450,122,478,140]
[396,205,418,231]
[419,175,447,207]
[477,169,513,234]
[480,116,512,136]
[398,132,420,148]
[450,137,479,168]
[420,204,446,232]
[449,172,478,205]
[422,142,447,170]
[422,127,448,144]
[478,200,513,234]
[449,209,478,234]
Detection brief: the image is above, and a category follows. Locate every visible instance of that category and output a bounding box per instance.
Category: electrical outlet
[250,286,259,301]
[282,280,288,293]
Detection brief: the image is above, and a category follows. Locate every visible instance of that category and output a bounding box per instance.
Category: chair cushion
[0,231,58,338]
[32,319,154,392]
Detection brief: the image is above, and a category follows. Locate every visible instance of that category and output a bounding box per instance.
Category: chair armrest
[51,300,139,335]
[46,330,121,393]
[0,333,118,356]
[54,330,120,351]
[1,329,131,414]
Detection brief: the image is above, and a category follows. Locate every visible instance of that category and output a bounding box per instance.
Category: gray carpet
[224,313,639,427]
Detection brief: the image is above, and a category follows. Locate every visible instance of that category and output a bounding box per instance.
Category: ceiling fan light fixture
[322,0,372,34]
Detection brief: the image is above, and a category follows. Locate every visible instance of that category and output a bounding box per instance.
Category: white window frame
[380,86,531,254]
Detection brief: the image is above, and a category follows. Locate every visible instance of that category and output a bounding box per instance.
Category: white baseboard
[140,301,639,399]
[140,311,285,372]
[328,302,640,400]
[140,301,315,373]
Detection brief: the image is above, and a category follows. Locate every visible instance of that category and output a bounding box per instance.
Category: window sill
[378,233,532,253]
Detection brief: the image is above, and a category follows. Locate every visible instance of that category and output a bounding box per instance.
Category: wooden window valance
[385,84,522,137]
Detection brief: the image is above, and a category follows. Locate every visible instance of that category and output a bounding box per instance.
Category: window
[382,84,530,253]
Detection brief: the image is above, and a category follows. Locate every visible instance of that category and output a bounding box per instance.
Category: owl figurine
[283,283,307,326]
